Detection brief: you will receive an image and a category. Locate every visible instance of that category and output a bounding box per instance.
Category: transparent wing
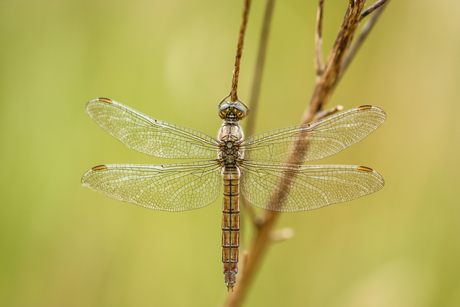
[242,106,386,163]
[81,160,222,211]
[240,160,384,212]
[86,98,219,159]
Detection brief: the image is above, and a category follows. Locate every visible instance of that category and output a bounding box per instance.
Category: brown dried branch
[312,104,344,123]
[240,197,259,227]
[361,0,388,20]
[338,0,390,82]
[225,0,389,306]
[315,0,325,77]
[230,0,251,102]
[302,0,366,123]
[270,227,295,242]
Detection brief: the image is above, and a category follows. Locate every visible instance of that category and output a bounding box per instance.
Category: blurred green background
[1,0,459,306]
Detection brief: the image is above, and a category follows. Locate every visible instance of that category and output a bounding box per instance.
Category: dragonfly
[81,96,386,291]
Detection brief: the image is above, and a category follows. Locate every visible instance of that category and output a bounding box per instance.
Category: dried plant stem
[302,0,366,123]
[361,0,388,19]
[240,0,275,227]
[338,0,390,82]
[245,0,275,137]
[225,0,389,306]
[315,0,325,77]
[230,0,251,102]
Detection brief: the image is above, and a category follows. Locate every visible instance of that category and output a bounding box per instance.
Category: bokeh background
[1,0,459,306]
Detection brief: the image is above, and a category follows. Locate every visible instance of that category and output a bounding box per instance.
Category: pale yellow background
[1,0,459,306]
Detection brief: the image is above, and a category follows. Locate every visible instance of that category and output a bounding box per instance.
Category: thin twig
[245,0,275,137]
[230,0,251,102]
[269,227,295,242]
[312,105,343,123]
[240,0,275,229]
[361,0,388,20]
[338,0,389,82]
[315,0,325,77]
[302,0,366,123]
[241,199,259,227]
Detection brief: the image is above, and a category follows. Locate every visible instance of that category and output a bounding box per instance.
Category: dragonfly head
[218,95,249,121]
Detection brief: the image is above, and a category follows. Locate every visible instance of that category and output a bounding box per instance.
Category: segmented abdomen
[222,166,240,291]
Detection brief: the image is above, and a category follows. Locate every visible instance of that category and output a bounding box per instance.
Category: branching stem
[224,1,389,306]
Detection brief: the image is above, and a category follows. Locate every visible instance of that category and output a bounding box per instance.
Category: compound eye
[219,104,230,119]
[234,105,246,119]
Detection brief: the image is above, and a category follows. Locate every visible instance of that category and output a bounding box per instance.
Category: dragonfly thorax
[219,139,243,166]
[218,123,244,166]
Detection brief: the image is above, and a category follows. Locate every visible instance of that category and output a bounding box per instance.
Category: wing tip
[86,97,114,111]
[357,105,387,121]
[81,165,107,186]
[358,165,385,189]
